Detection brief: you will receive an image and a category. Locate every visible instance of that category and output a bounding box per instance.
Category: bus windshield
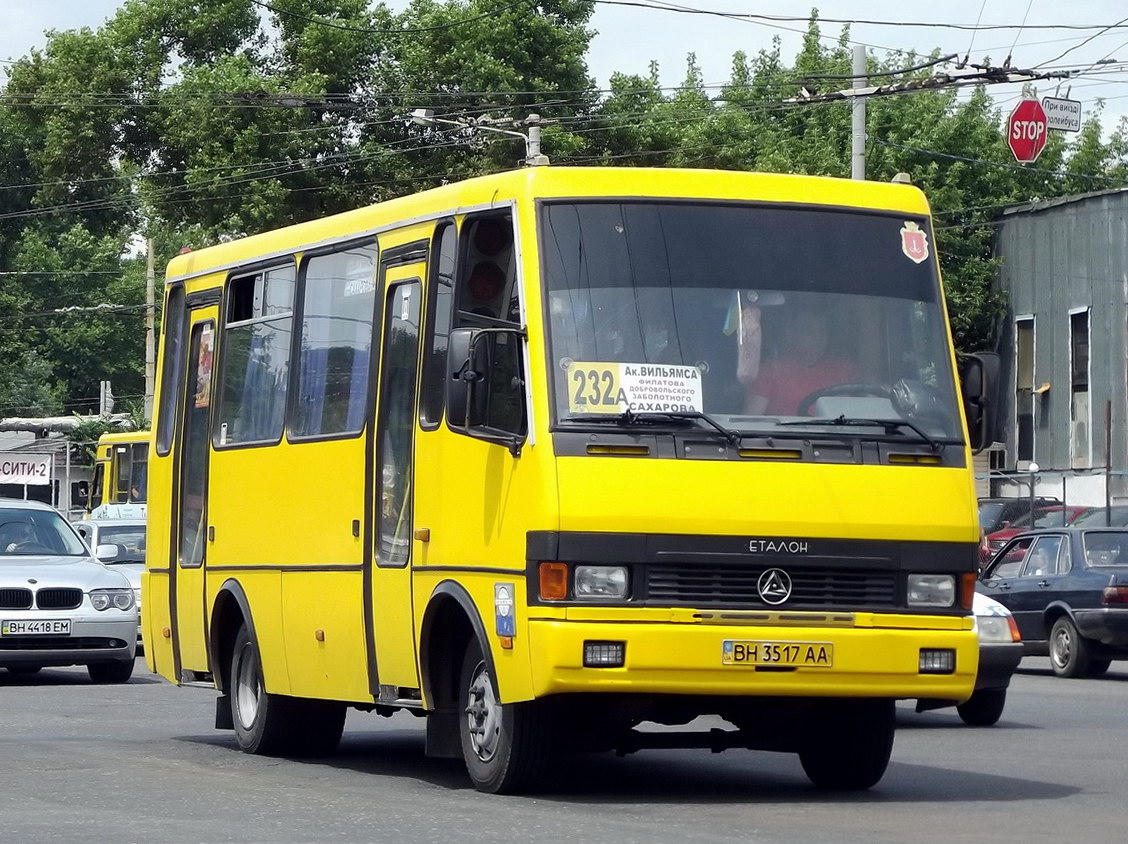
[540,201,963,440]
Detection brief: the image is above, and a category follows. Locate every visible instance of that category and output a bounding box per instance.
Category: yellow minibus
[143,166,995,793]
[86,431,149,519]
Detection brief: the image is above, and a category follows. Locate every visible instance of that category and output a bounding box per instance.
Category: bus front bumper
[527,619,978,701]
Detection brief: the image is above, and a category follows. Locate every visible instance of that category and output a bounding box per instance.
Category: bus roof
[164,166,931,284]
[97,431,151,446]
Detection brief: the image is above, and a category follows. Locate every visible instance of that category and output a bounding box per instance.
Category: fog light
[583,641,625,667]
[919,648,956,674]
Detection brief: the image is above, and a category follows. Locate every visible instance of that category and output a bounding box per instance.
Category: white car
[71,519,145,647]
[0,499,137,682]
[915,591,1023,726]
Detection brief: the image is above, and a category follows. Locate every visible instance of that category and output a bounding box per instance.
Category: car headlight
[976,604,1021,643]
[574,565,629,600]
[988,539,1007,550]
[907,574,955,607]
[90,588,135,611]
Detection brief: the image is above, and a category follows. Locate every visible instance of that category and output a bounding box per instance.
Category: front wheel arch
[209,579,260,694]
[419,581,497,710]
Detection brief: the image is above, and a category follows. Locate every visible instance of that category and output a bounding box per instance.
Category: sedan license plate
[722,640,833,667]
[1,619,71,636]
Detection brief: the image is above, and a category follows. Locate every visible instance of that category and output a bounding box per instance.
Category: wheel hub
[234,642,261,730]
[465,662,501,762]
[1052,627,1072,668]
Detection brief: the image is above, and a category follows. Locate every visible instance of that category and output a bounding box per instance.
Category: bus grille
[0,588,33,609]
[645,564,898,608]
[35,588,83,610]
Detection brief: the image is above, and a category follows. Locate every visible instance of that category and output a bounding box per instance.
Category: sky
[2,1,1128,129]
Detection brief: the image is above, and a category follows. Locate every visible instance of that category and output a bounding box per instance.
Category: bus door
[368,261,425,693]
[169,304,218,677]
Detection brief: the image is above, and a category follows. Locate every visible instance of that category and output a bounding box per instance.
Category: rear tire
[87,659,134,684]
[228,624,345,757]
[1088,658,1112,677]
[6,665,42,676]
[798,700,895,790]
[459,638,552,794]
[1049,617,1092,678]
[957,689,1007,726]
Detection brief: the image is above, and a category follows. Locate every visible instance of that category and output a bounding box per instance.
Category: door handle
[998,582,1010,590]
[1038,580,1051,588]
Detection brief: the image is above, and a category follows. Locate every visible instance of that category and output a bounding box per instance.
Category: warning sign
[565,361,703,414]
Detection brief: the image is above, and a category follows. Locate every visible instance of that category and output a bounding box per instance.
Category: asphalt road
[1,657,1125,843]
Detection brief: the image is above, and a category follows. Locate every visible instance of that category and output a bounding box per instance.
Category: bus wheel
[798,699,895,790]
[229,624,345,757]
[458,639,551,794]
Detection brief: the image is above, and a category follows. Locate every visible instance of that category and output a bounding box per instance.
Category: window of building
[1070,309,1090,469]
[1015,317,1034,463]
[292,243,379,438]
[216,265,295,446]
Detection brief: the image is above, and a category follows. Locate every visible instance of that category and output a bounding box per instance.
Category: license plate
[1,619,71,636]
[722,640,833,667]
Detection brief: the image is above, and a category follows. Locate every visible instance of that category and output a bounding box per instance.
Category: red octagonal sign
[1008,99,1048,163]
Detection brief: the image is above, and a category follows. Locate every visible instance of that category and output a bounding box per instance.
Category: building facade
[992,188,1128,506]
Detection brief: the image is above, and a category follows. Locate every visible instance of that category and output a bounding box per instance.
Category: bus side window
[420,222,456,429]
[216,265,295,446]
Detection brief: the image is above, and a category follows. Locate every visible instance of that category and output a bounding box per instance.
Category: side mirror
[960,351,1000,454]
[96,543,120,562]
[448,326,527,453]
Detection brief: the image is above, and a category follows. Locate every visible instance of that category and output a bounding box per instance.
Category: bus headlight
[574,566,629,600]
[90,589,135,611]
[907,574,955,608]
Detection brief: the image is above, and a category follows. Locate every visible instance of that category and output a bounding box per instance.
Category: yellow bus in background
[86,431,149,519]
[143,166,996,794]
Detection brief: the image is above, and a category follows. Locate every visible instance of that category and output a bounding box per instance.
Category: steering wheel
[9,541,52,555]
[796,383,889,416]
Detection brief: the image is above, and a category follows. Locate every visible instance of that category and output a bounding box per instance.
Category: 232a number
[571,368,618,407]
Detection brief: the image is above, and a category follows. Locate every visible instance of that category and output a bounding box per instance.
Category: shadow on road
[1016,665,1128,682]
[0,666,162,687]
[175,726,1079,805]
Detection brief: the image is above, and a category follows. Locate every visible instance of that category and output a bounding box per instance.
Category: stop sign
[1008,99,1048,163]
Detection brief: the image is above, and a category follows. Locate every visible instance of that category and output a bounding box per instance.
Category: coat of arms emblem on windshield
[900,221,930,264]
[757,568,793,605]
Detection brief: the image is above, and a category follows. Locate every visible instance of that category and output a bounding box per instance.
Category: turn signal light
[1007,615,1022,642]
[960,572,977,610]
[539,562,569,601]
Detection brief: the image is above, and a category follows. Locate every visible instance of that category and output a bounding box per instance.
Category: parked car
[0,499,137,682]
[985,505,1091,556]
[916,592,1023,725]
[978,497,1061,535]
[71,519,145,647]
[979,527,1128,678]
[1071,506,1128,528]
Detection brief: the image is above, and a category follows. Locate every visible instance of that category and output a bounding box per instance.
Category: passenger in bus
[738,300,862,416]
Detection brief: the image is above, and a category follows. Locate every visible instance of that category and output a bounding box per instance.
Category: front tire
[1049,617,1092,678]
[957,689,1007,726]
[1088,658,1112,676]
[798,700,895,790]
[458,639,552,794]
[229,624,345,757]
[88,659,134,684]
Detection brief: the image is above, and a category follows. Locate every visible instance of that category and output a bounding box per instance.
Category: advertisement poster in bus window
[195,324,214,408]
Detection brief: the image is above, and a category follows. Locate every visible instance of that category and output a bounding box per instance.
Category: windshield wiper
[778,414,944,453]
[564,409,742,445]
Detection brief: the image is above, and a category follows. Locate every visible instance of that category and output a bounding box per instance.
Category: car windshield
[0,508,87,557]
[1009,508,1066,529]
[540,202,963,440]
[1082,532,1128,566]
[96,525,146,563]
[979,503,1005,530]
[1073,507,1128,527]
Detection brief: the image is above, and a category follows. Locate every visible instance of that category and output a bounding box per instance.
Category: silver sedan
[0,499,137,682]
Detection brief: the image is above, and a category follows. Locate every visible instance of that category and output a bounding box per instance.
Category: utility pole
[851,44,866,180]
[144,237,156,420]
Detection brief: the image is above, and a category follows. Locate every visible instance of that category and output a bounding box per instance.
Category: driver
[739,302,862,416]
[0,521,36,553]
